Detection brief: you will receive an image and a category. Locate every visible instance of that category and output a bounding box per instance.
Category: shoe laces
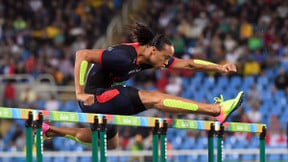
[214,94,224,103]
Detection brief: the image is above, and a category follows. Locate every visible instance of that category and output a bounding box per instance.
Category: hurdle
[0,107,266,162]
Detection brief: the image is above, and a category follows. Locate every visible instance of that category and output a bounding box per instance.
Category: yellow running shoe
[215,91,244,123]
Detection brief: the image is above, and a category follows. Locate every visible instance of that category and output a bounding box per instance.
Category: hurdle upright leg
[160,120,168,162]
[217,124,224,162]
[153,120,160,162]
[260,126,266,162]
[36,112,43,162]
[25,112,33,162]
[100,116,107,162]
[208,123,215,162]
[91,116,99,162]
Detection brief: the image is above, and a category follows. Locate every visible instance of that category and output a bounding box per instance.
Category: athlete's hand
[219,63,237,73]
[77,93,95,106]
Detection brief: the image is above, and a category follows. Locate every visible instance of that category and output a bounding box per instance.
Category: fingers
[229,64,237,72]
[223,66,229,72]
[82,95,95,106]
[83,100,94,106]
[223,63,237,73]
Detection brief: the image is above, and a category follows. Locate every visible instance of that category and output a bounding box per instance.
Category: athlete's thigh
[78,86,146,142]
[79,85,146,115]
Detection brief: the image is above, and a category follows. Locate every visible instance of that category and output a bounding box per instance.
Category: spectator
[232,107,245,122]
[156,70,169,93]
[1,55,9,75]
[274,67,288,90]
[3,57,16,75]
[240,19,253,40]
[247,102,262,123]
[143,131,153,161]
[246,83,261,107]
[266,115,283,147]
[270,129,287,148]
[14,131,25,151]
[51,67,64,85]
[3,81,16,107]
[171,32,185,58]
[243,59,261,76]
[19,86,36,106]
[10,124,25,151]
[13,16,27,31]
[252,49,266,68]
[29,0,42,12]
[225,47,242,65]
[45,94,59,111]
[177,18,191,39]
[25,54,36,74]
[248,36,263,51]
[59,53,74,85]
[129,134,144,162]
[165,72,183,96]
[120,127,131,150]
[134,69,157,90]
[224,34,237,52]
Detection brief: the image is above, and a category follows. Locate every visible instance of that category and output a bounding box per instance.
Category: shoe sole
[222,92,244,124]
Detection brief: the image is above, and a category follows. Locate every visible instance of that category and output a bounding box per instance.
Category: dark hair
[129,23,172,51]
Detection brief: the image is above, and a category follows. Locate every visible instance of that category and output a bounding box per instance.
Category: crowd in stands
[1,0,288,161]
[0,0,122,83]
[126,0,288,159]
[136,0,288,146]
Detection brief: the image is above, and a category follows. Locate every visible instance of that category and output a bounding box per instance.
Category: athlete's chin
[155,66,164,69]
[153,64,166,69]
[158,66,166,70]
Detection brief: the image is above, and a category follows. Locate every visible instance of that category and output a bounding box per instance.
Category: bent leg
[42,86,143,149]
[139,90,221,116]
[45,126,118,149]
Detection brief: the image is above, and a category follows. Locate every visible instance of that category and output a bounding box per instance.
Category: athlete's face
[150,44,174,69]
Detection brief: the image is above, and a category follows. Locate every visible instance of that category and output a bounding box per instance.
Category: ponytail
[128,22,172,50]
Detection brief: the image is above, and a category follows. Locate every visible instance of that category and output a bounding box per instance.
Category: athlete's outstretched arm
[170,58,237,74]
[74,49,102,105]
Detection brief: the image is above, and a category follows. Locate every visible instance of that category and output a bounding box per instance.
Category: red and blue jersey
[84,43,175,93]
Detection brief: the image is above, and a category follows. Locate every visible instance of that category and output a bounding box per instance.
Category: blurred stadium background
[0,0,288,161]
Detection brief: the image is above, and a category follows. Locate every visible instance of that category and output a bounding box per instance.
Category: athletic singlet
[84,43,176,94]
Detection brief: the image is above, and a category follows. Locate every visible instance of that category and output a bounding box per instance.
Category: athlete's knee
[75,128,92,143]
[139,90,162,108]
[107,133,119,149]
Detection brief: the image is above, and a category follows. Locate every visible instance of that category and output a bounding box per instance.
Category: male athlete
[40,23,243,149]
